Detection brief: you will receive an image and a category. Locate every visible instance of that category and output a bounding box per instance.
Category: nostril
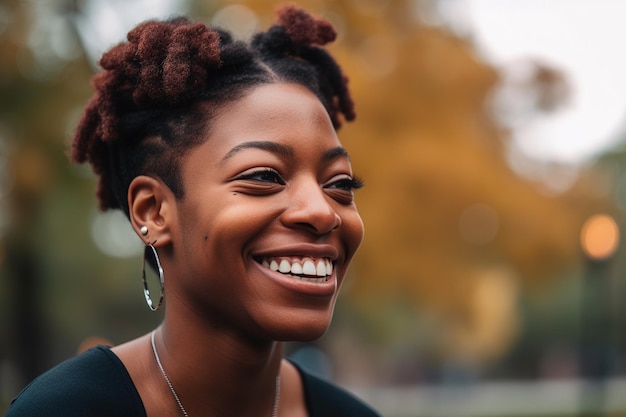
[332,214,341,230]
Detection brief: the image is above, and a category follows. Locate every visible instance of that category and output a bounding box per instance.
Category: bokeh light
[580,214,619,260]
[90,210,142,258]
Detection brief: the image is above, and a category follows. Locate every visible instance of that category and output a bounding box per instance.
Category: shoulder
[6,346,145,417]
[293,362,382,417]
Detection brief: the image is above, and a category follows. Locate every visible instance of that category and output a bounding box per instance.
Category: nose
[280,179,341,235]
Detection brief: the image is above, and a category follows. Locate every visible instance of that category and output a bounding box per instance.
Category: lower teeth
[291,275,327,283]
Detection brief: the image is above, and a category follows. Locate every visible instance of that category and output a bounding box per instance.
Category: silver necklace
[150,330,280,417]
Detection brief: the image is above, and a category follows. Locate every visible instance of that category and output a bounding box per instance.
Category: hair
[70,5,356,215]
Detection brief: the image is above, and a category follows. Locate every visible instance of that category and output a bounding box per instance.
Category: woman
[6,5,378,417]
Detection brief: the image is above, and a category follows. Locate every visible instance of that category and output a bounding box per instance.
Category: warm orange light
[580,214,620,260]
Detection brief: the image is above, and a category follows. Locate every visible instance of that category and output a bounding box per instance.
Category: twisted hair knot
[277,5,336,46]
[127,18,221,106]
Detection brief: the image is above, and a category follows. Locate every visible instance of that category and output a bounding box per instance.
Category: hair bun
[161,23,221,101]
[98,18,221,110]
[277,5,336,47]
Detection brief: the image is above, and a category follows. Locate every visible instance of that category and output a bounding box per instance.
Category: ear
[128,175,175,248]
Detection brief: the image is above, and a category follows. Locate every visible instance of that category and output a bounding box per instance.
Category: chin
[286,323,331,342]
[266,309,335,342]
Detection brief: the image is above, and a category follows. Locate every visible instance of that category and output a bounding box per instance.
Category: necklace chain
[150,330,280,417]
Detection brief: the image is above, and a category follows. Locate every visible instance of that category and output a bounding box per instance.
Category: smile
[256,256,333,283]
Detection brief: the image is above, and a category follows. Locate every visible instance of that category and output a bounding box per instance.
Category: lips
[255,256,333,283]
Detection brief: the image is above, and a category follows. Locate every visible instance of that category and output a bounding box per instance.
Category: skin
[113,82,364,417]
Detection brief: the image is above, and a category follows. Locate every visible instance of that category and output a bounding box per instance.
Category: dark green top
[6,346,380,417]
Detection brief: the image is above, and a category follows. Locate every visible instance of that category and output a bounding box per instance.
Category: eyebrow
[323,146,351,162]
[220,141,294,164]
[219,141,351,164]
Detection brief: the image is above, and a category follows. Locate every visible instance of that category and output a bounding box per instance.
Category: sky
[463,0,626,165]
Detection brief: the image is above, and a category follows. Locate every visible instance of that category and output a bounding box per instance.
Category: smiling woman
[5,5,378,417]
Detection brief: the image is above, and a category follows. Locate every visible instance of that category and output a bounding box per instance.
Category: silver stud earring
[140,226,148,236]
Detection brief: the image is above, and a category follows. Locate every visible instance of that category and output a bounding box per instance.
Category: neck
[153,311,284,417]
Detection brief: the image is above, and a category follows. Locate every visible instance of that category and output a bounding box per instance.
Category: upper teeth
[260,257,333,277]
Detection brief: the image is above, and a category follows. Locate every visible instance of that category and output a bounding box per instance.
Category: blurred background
[2,0,626,416]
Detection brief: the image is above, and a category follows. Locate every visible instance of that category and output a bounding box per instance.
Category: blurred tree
[582,141,626,375]
[0,0,67,385]
[0,0,121,389]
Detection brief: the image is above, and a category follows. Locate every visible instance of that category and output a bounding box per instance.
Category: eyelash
[235,169,364,192]
[236,168,285,184]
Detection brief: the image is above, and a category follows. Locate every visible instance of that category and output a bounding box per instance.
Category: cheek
[341,208,365,260]
[202,198,283,252]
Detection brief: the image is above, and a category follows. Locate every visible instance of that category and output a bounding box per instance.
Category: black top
[6,346,380,417]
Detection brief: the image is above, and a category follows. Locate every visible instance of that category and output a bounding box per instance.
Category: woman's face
[168,82,364,342]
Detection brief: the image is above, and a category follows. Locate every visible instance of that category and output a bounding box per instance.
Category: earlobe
[128,175,174,247]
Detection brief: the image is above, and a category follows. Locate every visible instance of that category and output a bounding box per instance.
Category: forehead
[205,82,341,155]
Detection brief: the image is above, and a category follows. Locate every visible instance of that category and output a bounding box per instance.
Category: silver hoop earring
[142,243,164,311]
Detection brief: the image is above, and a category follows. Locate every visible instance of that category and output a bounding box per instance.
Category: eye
[324,175,364,192]
[234,168,285,184]
[324,175,364,204]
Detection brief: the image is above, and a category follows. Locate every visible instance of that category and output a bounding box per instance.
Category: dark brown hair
[71,5,355,215]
